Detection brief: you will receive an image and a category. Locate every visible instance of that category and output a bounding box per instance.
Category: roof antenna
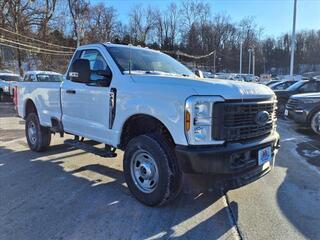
[128,44,132,75]
[129,33,132,75]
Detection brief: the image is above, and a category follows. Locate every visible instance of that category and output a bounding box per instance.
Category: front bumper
[175,132,280,188]
[285,107,308,124]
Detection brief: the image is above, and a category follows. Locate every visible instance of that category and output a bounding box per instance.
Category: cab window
[23,75,30,82]
[36,74,63,82]
[273,83,286,90]
[80,49,111,81]
[30,75,37,82]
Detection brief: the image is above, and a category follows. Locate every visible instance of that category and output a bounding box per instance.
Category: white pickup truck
[17,43,280,206]
[0,72,21,101]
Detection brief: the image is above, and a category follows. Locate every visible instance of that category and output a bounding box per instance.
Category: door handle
[66,89,76,94]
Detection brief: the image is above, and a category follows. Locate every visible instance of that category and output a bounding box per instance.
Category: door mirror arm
[86,79,110,87]
[95,69,112,87]
[96,69,112,78]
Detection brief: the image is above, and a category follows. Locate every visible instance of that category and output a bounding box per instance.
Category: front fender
[113,90,191,146]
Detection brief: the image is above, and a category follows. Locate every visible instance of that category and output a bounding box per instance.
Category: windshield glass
[266,80,279,86]
[36,74,63,82]
[106,46,194,77]
[272,81,297,90]
[0,75,21,81]
[287,81,307,91]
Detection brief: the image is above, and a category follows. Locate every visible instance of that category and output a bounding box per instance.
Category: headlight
[194,126,210,142]
[185,96,224,145]
[195,101,210,117]
[302,99,320,104]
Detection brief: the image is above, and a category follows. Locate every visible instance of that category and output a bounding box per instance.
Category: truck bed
[17,82,62,127]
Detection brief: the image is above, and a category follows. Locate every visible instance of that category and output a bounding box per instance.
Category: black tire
[0,89,3,102]
[25,112,51,152]
[310,111,320,135]
[123,133,182,206]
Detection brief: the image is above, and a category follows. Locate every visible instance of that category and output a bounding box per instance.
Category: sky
[92,0,320,38]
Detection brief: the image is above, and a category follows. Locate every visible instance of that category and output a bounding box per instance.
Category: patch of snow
[302,149,320,158]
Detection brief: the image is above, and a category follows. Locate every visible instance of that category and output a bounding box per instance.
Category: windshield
[106,46,194,77]
[271,81,297,90]
[266,81,279,86]
[0,75,21,81]
[36,74,63,82]
[287,81,307,91]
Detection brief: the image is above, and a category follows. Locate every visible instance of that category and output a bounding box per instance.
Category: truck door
[61,49,113,144]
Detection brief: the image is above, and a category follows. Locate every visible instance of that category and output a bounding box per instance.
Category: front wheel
[310,111,320,135]
[25,112,51,152]
[123,133,182,206]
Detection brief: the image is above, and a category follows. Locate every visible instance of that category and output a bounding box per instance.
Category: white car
[17,43,280,206]
[0,72,21,101]
[23,71,63,82]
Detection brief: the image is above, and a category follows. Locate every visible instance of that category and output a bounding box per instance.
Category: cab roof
[77,43,160,53]
[24,71,62,76]
[0,72,20,77]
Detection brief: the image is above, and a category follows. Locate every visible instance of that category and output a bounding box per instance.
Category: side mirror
[69,59,91,83]
[95,69,112,87]
[96,69,112,79]
[195,69,204,78]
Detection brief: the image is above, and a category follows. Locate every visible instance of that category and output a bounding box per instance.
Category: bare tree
[68,0,89,47]
[1,0,320,75]
[129,6,157,45]
[86,4,117,43]
[179,0,209,34]
[3,0,43,74]
[38,0,57,39]
[154,3,179,49]
[168,3,179,48]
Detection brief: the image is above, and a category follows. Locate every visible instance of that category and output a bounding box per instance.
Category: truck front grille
[212,99,277,142]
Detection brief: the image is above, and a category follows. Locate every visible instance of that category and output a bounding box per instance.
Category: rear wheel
[123,133,182,206]
[310,111,320,135]
[25,112,51,152]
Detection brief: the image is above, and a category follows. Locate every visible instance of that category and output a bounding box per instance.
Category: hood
[291,92,320,99]
[0,79,9,85]
[274,89,291,97]
[131,75,274,101]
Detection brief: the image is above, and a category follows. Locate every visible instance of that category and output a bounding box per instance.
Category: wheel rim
[311,112,320,135]
[130,150,159,193]
[28,120,37,144]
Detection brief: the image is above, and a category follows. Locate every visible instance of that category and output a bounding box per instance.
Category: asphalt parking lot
[1,102,320,240]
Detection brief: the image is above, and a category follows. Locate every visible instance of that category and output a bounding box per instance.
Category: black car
[274,80,320,114]
[285,93,320,135]
[265,80,281,86]
[269,80,298,90]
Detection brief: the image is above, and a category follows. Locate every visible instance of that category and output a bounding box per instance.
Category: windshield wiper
[124,70,170,75]
[124,70,191,77]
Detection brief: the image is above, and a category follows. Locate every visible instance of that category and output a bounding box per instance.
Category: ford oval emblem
[255,111,270,125]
